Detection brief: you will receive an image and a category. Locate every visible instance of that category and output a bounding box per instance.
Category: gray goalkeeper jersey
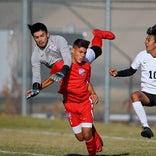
[31,35,71,84]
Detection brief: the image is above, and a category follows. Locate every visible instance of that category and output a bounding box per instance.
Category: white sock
[132,101,149,128]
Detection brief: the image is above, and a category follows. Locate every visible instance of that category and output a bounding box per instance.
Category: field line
[104,136,156,143]
[0,149,54,156]
[1,128,156,143]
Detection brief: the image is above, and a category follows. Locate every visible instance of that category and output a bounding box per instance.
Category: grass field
[0,114,156,156]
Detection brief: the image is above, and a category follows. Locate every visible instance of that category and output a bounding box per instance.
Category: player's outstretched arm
[110,67,137,77]
[41,77,54,89]
[26,78,54,100]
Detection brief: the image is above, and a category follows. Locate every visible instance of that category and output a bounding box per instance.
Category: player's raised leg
[85,29,115,63]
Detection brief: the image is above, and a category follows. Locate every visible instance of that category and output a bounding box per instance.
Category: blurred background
[0,0,156,124]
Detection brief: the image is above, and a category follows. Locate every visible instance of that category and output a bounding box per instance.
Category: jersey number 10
[149,71,156,79]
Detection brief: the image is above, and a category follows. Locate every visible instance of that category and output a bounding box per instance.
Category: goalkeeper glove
[27,89,40,99]
[27,82,41,100]
[50,72,65,83]
[50,65,69,83]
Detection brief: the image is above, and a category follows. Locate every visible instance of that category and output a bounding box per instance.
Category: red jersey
[50,60,91,103]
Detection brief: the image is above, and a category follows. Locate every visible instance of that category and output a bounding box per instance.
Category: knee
[131,91,139,102]
[75,134,84,142]
[82,127,92,140]
[83,133,92,140]
[76,137,84,142]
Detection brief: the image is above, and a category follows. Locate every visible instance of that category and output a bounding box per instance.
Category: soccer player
[26,22,115,98]
[109,24,156,139]
[35,39,102,155]
[27,22,71,98]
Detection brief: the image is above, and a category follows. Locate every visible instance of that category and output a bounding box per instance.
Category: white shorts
[72,123,92,134]
[84,48,96,63]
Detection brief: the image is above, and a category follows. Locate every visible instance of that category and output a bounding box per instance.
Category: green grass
[0,114,156,156]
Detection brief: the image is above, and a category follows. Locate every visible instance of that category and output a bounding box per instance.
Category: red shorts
[64,99,94,133]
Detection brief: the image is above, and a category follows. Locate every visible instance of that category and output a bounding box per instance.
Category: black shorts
[142,91,156,106]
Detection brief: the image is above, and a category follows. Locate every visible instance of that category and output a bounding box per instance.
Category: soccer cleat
[92,29,115,40]
[141,127,154,139]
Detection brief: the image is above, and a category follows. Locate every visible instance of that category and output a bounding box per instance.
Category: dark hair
[73,39,90,49]
[147,24,156,42]
[28,22,48,36]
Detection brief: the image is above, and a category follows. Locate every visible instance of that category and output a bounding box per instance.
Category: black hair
[147,24,156,42]
[28,22,48,36]
[73,39,90,49]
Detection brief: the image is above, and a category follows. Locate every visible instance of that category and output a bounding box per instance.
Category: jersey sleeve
[131,51,144,70]
[117,67,137,77]
[31,48,41,84]
[56,36,72,68]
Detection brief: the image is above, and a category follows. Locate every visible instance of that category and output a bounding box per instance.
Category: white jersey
[131,50,156,94]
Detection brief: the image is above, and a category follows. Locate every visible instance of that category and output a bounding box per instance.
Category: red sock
[91,36,102,48]
[84,136,96,156]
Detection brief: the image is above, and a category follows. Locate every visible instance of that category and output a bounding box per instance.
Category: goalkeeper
[26,22,115,99]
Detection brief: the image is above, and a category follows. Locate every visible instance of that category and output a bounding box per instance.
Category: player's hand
[26,89,40,100]
[50,72,65,83]
[25,89,31,97]
[109,68,118,77]
[90,93,99,104]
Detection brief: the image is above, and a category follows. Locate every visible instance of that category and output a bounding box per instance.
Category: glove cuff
[61,65,70,76]
[32,82,41,90]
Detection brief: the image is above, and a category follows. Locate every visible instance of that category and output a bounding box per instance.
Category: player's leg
[72,123,97,155]
[131,91,154,138]
[85,29,115,63]
[80,102,97,156]
[82,124,96,156]
[92,124,103,152]
[67,114,96,155]
[91,29,115,59]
